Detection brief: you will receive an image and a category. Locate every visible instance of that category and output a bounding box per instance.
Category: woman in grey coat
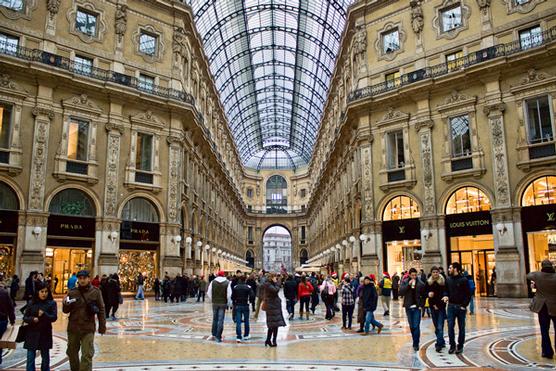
[263,273,286,347]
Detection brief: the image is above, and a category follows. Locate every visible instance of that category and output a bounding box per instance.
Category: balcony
[349,26,556,102]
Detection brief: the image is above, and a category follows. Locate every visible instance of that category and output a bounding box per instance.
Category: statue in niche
[115,4,128,42]
[410,0,424,34]
[352,25,367,78]
[173,26,190,62]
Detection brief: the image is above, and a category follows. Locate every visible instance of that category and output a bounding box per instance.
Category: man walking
[135,272,145,300]
[527,259,556,359]
[360,275,383,335]
[63,270,106,371]
[254,270,267,320]
[197,276,207,302]
[207,271,232,342]
[400,268,425,351]
[442,262,471,354]
[232,275,255,343]
[283,274,298,320]
[426,266,447,352]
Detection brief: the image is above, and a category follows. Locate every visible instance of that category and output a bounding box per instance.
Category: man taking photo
[63,270,106,371]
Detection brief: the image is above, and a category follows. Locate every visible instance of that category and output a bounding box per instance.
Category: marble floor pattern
[1,295,553,371]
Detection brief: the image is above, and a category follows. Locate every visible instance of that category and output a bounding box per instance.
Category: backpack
[468,278,476,293]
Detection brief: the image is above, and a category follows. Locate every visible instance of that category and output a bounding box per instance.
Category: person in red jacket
[298,275,314,320]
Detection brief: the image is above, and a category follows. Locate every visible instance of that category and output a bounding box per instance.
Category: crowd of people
[0,258,554,370]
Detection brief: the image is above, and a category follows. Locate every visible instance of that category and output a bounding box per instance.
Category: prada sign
[0,210,18,233]
[382,218,421,242]
[47,215,95,238]
[445,211,492,237]
[521,204,556,233]
[120,220,159,242]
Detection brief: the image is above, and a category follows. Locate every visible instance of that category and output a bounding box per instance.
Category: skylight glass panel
[187,0,353,169]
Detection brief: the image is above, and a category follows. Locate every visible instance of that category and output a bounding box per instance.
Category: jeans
[286,299,296,316]
[197,290,205,302]
[0,319,7,364]
[235,305,250,339]
[364,310,382,333]
[430,307,447,347]
[299,296,310,315]
[538,304,556,357]
[67,331,95,371]
[447,304,467,348]
[342,304,354,328]
[27,349,50,371]
[211,304,227,340]
[469,295,475,314]
[406,307,422,348]
[135,284,144,299]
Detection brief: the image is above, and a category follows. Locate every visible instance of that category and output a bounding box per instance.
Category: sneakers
[243,336,250,340]
[435,346,442,353]
[215,338,222,343]
[413,346,419,351]
[111,315,117,321]
[360,332,369,336]
[236,339,242,343]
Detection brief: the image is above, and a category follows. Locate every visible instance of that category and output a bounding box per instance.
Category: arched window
[299,248,308,266]
[266,175,288,214]
[49,189,95,217]
[246,249,254,268]
[522,176,556,206]
[446,186,491,214]
[0,182,18,210]
[382,195,421,221]
[121,198,159,222]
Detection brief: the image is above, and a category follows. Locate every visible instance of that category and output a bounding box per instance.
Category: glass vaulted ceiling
[187,0,352,170]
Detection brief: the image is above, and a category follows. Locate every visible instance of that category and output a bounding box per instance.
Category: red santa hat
[217,271,226,277]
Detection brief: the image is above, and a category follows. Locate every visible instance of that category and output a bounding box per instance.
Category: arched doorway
[46,188,96,294]
[520,175,556,274]
[119,197,160,292]
[0,181,19,276]
[266,175,288,214]
[445,186,494,297]
[246,249,254,269]
[262,225,292,272]
[381,195,421,274]
[299,248,308,266]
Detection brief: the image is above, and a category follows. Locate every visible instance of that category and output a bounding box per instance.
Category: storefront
[0,181,19,276]
[45,189,96,294]
[521,176,556,274]
[381,196,422,274]
[445,186,495,297]
[119,197,160,292]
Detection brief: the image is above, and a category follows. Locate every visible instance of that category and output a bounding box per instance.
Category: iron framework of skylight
[186,0,352,170]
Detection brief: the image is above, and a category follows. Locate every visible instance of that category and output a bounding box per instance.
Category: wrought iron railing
[349,26,556,102]
[0,41,197,109]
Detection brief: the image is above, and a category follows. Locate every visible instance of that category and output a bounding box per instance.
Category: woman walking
[263,273,286,347]
[23,281,57,371]
[298,276,314,320]
[106,274,122,320]
[341,276,355,329]
[320,276,337,320]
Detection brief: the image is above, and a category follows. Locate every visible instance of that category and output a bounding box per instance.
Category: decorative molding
[66,1,107,44]
[105,122,124,135]
[29,107,53,210]
[437,90,477,113]
[0,74,29,98]
[502,0,545,14]
[103,133,121,217]
[410,0,424,34]
[46,0,61,17]
[486,104,511,207]
[374,22,406,62]
[432,0,471,40]
[377,107,410,127]
[130,110,165,129]
[419,130,436,215]
[114,4,127,43]
[61,94,102,116]
[167,145,181,223]
[0,0,37,20]
[132,24,165,64]
[520,68,551,85]
[351,24,367,82]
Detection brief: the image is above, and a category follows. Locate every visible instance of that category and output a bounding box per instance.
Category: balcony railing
[349,27,556,102]
[0,41,197,109]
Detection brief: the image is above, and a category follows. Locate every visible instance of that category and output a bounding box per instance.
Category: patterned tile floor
[1,295,552,370]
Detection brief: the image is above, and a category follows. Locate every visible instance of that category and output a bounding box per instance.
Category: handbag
[15,322,27,343]
[261,301,268,311]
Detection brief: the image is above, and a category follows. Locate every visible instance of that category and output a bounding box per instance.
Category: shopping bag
[0,324,19,349]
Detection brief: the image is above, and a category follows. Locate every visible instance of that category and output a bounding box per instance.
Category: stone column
[98,115,125,276]
[484,102,526,297]
[21,104,54,276]
[415,119,442,271]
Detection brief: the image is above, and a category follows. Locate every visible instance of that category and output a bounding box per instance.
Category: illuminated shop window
[383,195,421,221]
[446,186,491,214]
[522,176,556,206]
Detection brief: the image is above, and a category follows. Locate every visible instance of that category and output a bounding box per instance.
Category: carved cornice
[62,94,102,115]
[414,119,434,131]
[437,90,477,113]
[105,122,124,134]
[32,107,55,119]
[130,110,165,129]
[376,107,410,128]
[0,74,29,98]
[483,102,506,117]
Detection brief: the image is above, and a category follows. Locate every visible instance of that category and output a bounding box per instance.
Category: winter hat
[369,274,376,282]
[383,272,390,278]
[217,271,226,277]
[332,272,338,278]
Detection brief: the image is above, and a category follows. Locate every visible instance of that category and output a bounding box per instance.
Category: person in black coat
[443,262,471,354]
[154,277,161,301]
[400,268,426,351]
[105,274,122,320]
[283,275,298,320]
[426,266,447,352]
[246,274,258,312]
[263,274,286,347]
[360,275,383,335]
[10,274,19,306]
[23,281,57,371]
[162,275,171,303]
[24,272,36,302]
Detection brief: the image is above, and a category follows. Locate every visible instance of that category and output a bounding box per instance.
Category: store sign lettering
[398,226,405,234]
[60,223,83,230]
[131,228,150,235]
[449,219,490,229]
[548,212,555,222]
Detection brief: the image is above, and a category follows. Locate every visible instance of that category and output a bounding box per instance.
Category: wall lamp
[32,226,42,240]
[108,230,118,243]
[422,229,433,241]
[496,222,508,236]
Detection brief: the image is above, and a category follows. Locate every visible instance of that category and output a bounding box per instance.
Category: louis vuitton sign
[521,204,556,233]
[445,211,492,237]
[382,218,421,242]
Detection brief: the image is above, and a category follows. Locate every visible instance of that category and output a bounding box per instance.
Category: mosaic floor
[1,294,553,370]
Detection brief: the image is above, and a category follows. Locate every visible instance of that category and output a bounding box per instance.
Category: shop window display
[118,251,157,292]
[446,186,491,214]
[383,195,420,221]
